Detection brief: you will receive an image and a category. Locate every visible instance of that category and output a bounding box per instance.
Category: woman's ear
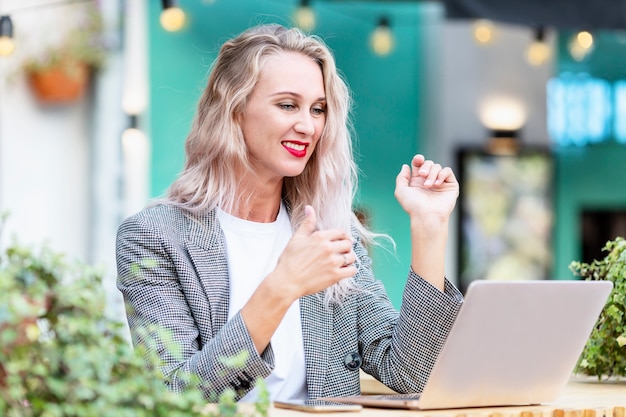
[233,103,246,125]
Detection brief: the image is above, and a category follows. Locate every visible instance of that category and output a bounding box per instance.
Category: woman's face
[240,51,326,184]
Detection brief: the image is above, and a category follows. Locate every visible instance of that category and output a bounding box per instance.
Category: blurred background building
[1,0,625,320]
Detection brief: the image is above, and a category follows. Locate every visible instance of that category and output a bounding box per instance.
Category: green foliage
[569,237,626,379]
[21,2,107,74]
[0,237,268,416]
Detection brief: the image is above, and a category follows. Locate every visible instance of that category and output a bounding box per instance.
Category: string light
[0,15,15,56]
[370,16,394,56]
[1,1,103,57]
[577,31,594,49]
[569,30,594,61]
[121,115,150,217]
[473,19,495,45]
[294,0,315,32]
[160,0,186,32]
[526,26,551,66]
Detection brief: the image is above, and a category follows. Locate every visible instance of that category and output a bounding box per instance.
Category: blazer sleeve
[353,234,464,394]
[115,209,274,400]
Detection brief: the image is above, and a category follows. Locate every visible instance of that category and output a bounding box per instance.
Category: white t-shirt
[216,203,308,402]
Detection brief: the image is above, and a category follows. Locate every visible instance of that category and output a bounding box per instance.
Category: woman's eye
[279,103,296,111]
[312,107,326,116]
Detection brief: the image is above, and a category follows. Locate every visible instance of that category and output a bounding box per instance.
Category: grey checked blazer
[116,203,463,401]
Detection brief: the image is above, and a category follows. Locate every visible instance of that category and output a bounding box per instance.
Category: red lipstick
[282,141,308,158]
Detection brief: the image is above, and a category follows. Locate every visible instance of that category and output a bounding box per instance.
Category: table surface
[267,376,626,417]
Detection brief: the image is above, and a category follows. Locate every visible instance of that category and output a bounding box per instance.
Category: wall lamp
[0,15,15,56]
[478,95,527,155]
[160,0,186,32]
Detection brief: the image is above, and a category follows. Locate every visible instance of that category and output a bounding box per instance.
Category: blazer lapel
[301,293,333,399]
[182,203,333,398]
[185,211,230,335]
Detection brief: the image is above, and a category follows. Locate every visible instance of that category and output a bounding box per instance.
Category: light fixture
[122,115,150,216]
[370,16,394,56]
[526,26,551,66]
[160,0,186,32]
[122,115,142,142]
[576,30,594,49]
[294,0,315,32]
[472,19,495,45]
[478,95,527,155]
[569,30,594,61]
[0,15,15,56]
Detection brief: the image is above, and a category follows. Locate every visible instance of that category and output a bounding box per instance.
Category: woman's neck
[234,201,281,223]
[231,177,283,223]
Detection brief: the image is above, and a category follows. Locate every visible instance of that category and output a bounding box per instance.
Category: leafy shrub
[0,237,268,416]
[569,237,626,379]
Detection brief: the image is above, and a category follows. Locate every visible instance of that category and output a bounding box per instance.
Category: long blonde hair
[166,24,375,302]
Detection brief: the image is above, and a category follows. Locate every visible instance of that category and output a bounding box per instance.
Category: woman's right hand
[269,205,357,302]
[241,205,357,354]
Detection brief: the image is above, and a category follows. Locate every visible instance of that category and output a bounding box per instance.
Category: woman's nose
[294,112,315,136]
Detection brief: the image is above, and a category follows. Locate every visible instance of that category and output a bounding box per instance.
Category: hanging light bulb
[473,19,495,45]
[569,30,594,61]
[160,0,186,32]
[576,30,594,49]
[0,15,15,56]
[294,0,315,32]
[370,16,394,56]
[526,26,551,66]
[121,115,150,216]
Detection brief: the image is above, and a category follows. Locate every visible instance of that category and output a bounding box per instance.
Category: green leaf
[572,236,626,378]
[0,219,270,416]
[219,350,250,369]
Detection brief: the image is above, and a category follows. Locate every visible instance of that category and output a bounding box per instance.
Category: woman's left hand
[394,154,459,223]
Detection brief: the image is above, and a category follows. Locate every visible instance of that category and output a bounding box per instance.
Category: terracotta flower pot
[27,61,90,104]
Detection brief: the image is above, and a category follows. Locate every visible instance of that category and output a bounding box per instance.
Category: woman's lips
[282,141,308,158]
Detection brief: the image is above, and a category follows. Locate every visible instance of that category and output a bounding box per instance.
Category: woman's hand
[269,205,357,301]
[394,154,459,224]
[393,154,459,290]
[241,206,356,353]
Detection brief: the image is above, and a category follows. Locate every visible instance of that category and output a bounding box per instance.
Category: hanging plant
[26,58,90,103]
[21,2,107,104]
[569,236,626,379]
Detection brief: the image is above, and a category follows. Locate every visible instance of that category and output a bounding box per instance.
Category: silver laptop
[326,279,613,410]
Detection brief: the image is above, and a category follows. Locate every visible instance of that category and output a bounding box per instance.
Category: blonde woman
[116,24,463,403]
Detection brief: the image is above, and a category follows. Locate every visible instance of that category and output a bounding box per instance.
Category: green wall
[552,32,626,279]
[553,143,626,280]
[558,30,626,81]
[148,0,439,307]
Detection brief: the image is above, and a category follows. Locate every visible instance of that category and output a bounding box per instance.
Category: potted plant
[569,236,626,380]
[0,218,269,416]
[21,2,107,104]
